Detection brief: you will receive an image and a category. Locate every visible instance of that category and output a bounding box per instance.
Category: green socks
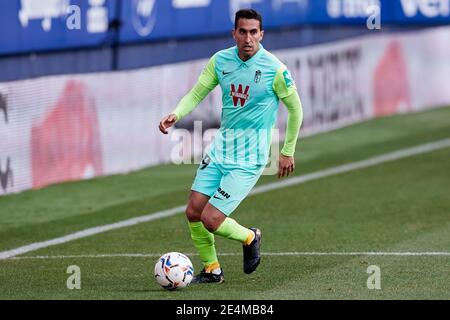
[188,218,254,271]
[188,221,219,268]
[213,217,253,244]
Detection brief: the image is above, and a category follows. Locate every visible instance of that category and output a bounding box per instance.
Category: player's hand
[159,113,177,134]
[278,154,295,178]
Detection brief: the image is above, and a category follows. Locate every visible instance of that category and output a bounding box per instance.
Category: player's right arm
[159,56,219,134]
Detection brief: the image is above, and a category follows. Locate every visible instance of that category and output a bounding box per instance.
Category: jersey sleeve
[198,55,219,90]
[272,64,297,99]
[172,55,219,120]
[273,65,303,157]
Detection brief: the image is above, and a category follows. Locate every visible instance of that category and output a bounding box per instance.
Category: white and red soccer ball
[154,252,194,290]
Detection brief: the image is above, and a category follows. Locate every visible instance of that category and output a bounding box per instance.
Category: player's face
[232,18,264,61]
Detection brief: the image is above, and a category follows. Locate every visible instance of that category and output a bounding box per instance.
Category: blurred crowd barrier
[2,0,449,55]
[1,26,450,195]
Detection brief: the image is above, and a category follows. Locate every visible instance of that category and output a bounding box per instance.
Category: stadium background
[0,0,449,300]
[1,0,449,194]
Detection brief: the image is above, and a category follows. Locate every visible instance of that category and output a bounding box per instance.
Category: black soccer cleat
[191,268,225,284]
[243,228,262,274]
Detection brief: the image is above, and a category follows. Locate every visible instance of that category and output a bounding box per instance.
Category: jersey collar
[234,44,265,67]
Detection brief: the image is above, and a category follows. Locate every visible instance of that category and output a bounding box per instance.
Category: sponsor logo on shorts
[214,187,231,199]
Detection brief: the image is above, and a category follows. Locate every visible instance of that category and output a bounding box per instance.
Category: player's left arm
[273,65,303,178]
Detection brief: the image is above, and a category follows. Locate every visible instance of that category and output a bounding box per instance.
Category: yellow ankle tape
[243,230,255,246]
[205,261,220,273]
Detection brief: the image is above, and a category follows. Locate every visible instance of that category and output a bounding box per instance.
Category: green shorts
[191,155,264,216]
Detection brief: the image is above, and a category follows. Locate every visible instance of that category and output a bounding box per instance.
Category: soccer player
[158,9,303,283]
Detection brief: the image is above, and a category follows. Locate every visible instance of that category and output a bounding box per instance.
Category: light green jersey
[174,44,302,165]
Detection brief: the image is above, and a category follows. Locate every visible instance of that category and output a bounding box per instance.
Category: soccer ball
[154,252,194,290]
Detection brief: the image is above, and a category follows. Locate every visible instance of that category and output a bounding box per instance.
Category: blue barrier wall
[1,24,418,82]
[0,0,116,55]
[1,0,449,81]
[1,0,449,56]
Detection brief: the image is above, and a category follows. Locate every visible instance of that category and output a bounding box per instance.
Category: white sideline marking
[0,206,185,260]
[251,138,450,194]
[7,251,450,260]
[1,138,450,260]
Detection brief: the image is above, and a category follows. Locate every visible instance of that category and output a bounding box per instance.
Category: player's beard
[240,43,259,61]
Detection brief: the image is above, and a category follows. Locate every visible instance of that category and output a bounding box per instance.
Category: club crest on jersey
[230,84,250,107]
[254,70,261,83]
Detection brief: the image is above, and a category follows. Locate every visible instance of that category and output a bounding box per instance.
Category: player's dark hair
[234,9,263,30]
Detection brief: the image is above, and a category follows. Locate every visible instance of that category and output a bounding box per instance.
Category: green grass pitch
[0,106,449,299]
